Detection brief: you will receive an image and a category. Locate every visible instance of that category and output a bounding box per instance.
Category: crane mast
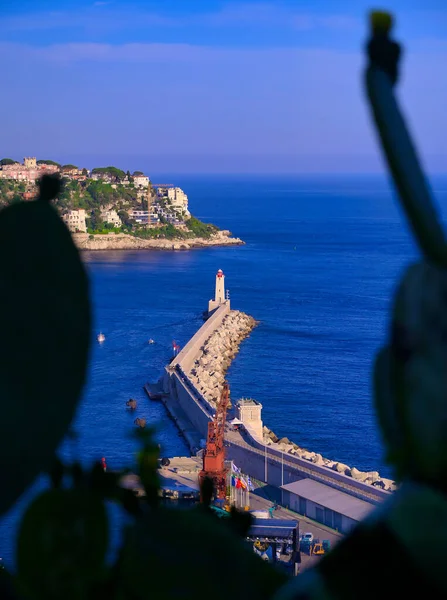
[199,382,230,501]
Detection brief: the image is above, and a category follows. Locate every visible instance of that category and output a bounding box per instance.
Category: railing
[227,437,388,505]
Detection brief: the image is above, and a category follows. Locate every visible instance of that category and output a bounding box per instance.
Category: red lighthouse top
[217,269,223,278]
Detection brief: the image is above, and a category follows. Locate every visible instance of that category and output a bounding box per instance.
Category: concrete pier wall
[170,372,212,440]
[172,303,230,372]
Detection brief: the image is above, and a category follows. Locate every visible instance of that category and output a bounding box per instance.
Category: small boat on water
[97,333,105,343]
[148,339,155,344]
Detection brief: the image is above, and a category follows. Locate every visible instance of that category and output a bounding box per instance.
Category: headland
[0,157,244,250]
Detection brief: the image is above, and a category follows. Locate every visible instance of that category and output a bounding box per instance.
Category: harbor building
[281,478,375,534]
[236,398,263,441]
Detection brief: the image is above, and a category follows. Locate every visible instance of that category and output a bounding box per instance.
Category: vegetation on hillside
[0,176,221,240]
[37,159,60,166]
[91,166,126,180]
[0,158,19,166]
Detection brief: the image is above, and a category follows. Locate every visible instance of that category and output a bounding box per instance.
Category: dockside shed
[281,478,377,534]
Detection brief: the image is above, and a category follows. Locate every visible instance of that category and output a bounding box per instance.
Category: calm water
[2,174,447,564]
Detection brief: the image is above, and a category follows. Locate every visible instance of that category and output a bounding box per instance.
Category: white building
[167,187,190,215]
[128,209,149,224]
[235,399,263,441]
[90,172,113,183]
[133,174,149,188]
[100,209,122,227]
[62,209,87,233]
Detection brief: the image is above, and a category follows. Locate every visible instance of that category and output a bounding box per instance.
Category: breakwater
[147,297,394,505]
[261,429,396,493]
[188,310,258,407]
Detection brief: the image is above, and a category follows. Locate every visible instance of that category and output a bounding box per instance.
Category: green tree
[36,159,60,167]
[185,216,218,238]
[91,166,126,181]
[62,164,78,171]
[117,209,132,228]
[82,168,88,176]
[0,158,18,165]
[89,209,103,231]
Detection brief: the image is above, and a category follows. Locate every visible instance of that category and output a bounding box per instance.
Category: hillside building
[133,174,149,188]
[62,209,87,233]
[100,209,122,227]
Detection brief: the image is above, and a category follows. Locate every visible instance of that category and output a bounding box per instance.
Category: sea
[1,173,447,566]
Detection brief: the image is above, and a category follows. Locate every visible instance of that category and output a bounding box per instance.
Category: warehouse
[281,478,377,534]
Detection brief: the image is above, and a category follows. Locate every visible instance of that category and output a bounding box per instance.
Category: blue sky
[1,0,446,174]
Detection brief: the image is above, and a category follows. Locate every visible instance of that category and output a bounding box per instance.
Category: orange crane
[199,382,230,502]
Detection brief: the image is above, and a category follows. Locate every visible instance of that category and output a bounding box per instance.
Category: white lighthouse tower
[207,269,229,316]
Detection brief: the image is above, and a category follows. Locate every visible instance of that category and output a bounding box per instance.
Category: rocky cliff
[73,230,244,251]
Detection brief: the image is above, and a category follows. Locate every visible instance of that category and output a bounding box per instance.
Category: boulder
[278,437,291,445]
[349,467,364,480]
[311,453,324,466]
[333,462,350,475]
[267,431,279,443]
[301,451,316,461]
[363,471,380,483]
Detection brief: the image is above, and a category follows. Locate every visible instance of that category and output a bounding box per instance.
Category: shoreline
[190,309,397,494]
[73,230,244,251]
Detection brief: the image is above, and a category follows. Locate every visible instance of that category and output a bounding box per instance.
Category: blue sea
[1,173,447,565]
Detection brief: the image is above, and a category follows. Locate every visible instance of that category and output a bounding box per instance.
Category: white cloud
[0,4,386,36]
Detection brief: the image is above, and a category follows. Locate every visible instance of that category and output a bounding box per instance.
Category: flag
[247,476,254,491]
[231,463,241,473]
[231,475,236,487]
[239,477,247,490]
[236,478,242,489]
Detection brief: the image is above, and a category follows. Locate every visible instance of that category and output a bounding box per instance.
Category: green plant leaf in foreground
[0,175,91,515]
[16,488,108,600]
[114,505,288,600]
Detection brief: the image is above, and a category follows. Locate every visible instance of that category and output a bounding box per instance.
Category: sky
[1,0,446,174]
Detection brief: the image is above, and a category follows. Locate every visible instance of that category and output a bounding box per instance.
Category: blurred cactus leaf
[16,488,108,600]
[115,506,288,600]
[0,177,91,515]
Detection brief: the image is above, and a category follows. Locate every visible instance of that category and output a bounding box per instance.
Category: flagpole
[264,444,267,482]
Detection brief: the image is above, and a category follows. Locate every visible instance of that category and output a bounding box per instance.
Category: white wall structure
[100,209,122,227]
[133,174,149,188]
[167,187,190,215]
[236,398,263,441]
[62,209,87,233]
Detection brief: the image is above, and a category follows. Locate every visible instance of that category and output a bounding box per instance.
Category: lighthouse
[207,269,230,316]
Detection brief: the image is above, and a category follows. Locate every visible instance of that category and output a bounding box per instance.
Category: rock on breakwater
[188,310,258,407]
[262,426,397,493]
[73,230,244,251]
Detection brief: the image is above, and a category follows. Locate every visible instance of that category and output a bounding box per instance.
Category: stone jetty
[262,426,397,492]
[180,303,396,494]
[187,310,257,407]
